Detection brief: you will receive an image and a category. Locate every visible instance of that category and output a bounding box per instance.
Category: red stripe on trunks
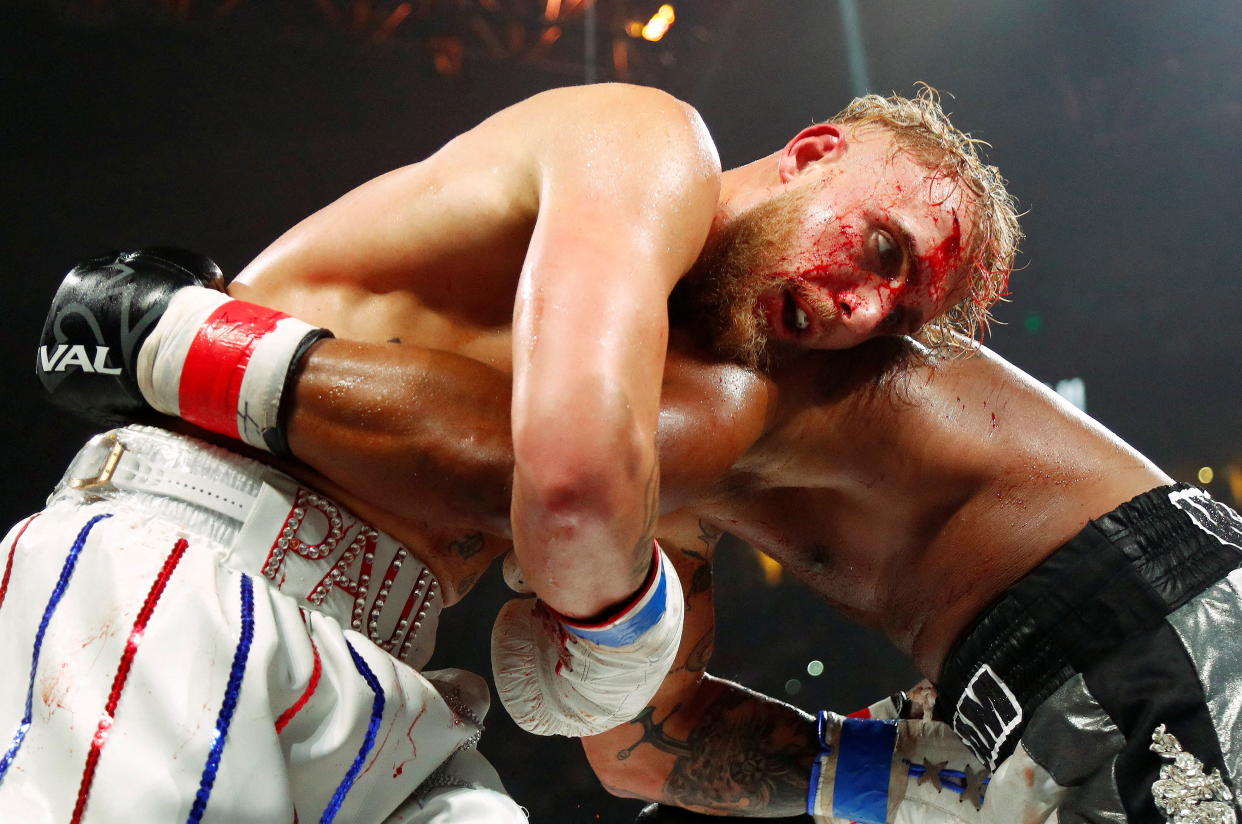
[72,538,189,824]
[275,619,323,734]
[0,514,40,613]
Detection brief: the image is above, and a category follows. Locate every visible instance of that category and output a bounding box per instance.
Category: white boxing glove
[809,708,991,824]
[490,542,684,737]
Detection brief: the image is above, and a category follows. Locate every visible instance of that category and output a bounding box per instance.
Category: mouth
[783,289,811,335]
[761,287,814,342]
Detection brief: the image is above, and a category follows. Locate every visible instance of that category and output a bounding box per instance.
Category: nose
[830,284,888,342]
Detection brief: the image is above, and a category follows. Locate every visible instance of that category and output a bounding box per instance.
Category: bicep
[511,88,719,418]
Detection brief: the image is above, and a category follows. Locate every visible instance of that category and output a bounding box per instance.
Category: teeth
[793,306,810,331]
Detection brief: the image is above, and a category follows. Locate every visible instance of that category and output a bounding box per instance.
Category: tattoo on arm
[456,572,479,595]
[619,689,815,815]
[683,629,713,674]
[678,519,721,600]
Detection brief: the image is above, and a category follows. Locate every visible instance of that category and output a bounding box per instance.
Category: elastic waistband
[936,484,1242,769]
[51,425,283,547]
[50,425,443,668]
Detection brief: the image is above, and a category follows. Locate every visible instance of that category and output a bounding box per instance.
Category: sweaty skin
[250,328,1169,816]
[190,83,1016,815]
[238,83,722,620]
[229,83,975,621]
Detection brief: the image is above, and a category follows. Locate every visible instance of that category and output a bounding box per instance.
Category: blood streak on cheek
[797,223,865,288]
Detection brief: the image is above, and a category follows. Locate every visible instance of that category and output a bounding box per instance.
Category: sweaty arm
[282,333,767,542]
[583,511,820,817]
[508,85,721,619]
[582,511,992,823]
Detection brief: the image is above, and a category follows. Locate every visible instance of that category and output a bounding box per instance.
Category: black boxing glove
[37,248,330,456]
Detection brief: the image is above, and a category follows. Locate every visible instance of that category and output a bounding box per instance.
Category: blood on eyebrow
[920,213,962,303]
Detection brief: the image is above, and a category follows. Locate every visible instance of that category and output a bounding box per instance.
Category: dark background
[4,1,1240,820]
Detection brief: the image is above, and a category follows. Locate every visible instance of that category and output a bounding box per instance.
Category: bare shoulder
[526,84,716,151]
[499,84,721,195]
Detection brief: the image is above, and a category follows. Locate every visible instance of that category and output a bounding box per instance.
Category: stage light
[1198,466,1215,485]
[753,547,783,586]
[807,660,825,677]
[1023,311,1044,335]
[641,4,675,42]
[1054,378,1086,412]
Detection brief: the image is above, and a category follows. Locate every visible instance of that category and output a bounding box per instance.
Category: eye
[874,230,903,279]
[880,305,906,331]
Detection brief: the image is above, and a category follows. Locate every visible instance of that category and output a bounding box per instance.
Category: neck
[716,152,784,234]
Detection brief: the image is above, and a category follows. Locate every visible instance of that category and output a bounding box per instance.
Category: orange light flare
[634,4,674,42]
[544,0,563,21]
[430,35,464,76]
[374,2,412,41]
[351,0,371,31]
[612,36,629,80]
[538,25,563,48]
[753,548,783,587]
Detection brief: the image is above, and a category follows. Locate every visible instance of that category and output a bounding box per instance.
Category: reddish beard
[680,186,814,369]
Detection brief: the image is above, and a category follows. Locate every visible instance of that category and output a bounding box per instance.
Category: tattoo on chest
[450,532,485,559]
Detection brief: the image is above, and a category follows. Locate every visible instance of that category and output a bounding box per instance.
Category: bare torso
[225,89,1167,679]
[227,84,720,605]
[695,342,1170,676]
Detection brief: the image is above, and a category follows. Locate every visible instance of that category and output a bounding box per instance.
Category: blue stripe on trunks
[187,574,255,824]
[833,717,898,824]
[320,641,386,824]
[0,513,111,785]
[562,559,667,647]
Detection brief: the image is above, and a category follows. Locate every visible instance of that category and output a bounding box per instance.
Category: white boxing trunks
[0,425,527,823]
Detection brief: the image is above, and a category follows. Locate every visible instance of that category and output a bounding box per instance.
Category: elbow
[512,419,653,531]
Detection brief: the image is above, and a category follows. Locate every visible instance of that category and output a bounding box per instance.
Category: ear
[777,123,846,182]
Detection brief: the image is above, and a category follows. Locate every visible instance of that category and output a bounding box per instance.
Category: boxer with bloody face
[24,83,1024,822]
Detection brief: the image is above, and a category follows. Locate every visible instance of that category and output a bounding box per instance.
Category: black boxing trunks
[936,484,1242,823]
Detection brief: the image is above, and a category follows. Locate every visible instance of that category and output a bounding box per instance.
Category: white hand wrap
[490,542,684,737]
[809,710,991,824]
[137,287,329,455]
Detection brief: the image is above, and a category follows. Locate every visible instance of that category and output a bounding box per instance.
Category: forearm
[285,339,515,536]
[509,313,667,617]
[282,339,767,548]
[588,674,818,818]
